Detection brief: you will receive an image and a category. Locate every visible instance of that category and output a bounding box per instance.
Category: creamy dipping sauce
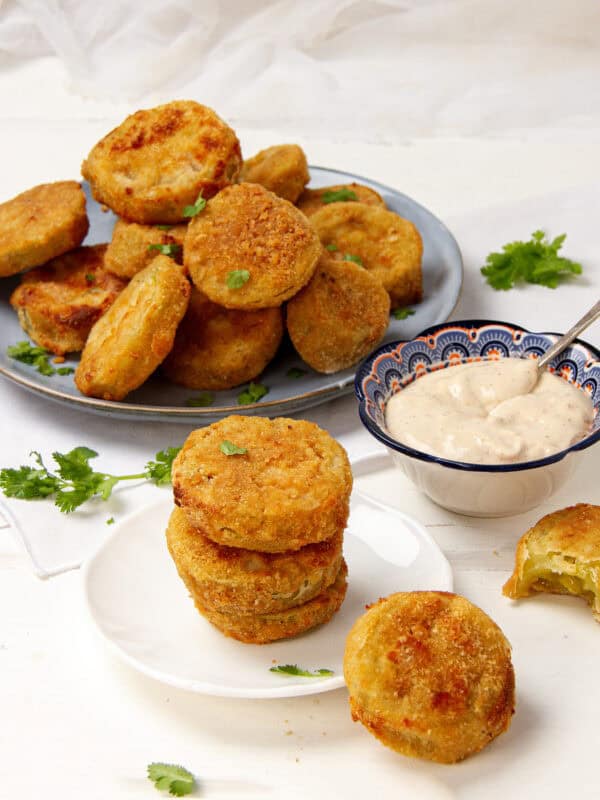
[385,358,594,464]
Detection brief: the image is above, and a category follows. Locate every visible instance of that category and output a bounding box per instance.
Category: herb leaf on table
[0,446,181,514]
[147,763,196,796]
[481,230,582,290]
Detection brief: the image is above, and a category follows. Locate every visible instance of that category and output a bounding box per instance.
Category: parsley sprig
[148,243,182,259]
[342,253,363,266]
[322,188,358,204]
[0,446,180,513]
[270,664,334,678]
[392,307,415,320]
[7,341,74,376]
[220,440,247,456]
[227,269,250,289]
[481,230,582,290]
[183,191,207,218]
[237,381,268,405]
[147,763,196,797]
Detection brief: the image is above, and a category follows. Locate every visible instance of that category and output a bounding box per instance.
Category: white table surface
[2,80,600,799]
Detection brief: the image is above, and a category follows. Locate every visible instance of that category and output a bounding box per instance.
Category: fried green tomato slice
[344,591,515,764]
[74,255,190,400]
[310,203,423,308]
[0,181,88,277]
[185,183,321,310]
[172,416,352,553]
[10,245,127,355]
[286,254,390,373]
[192,560,348,644]
[104,218,187,279]
[239,144,309,203]
[162,288,283,390]
[81,100,242,224]
[166,506,343,615]
[503,503,600,620]
[296,182,386,217]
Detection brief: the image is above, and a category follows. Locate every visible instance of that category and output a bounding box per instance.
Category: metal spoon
[536,298,600,372]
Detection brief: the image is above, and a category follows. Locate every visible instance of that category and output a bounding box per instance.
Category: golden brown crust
[81,101,242,224]
[74,255,190,400]
[296,183,386,217]
[162,288,283,390]
[104,219,187,279]
[172,416,352,552]
[166,506,343,614]
[192,560,348,643]
[0,181,89,277]
[184,183,321,310]
[310,203,423,308]
[286,254,390,373]
[239,144,309,203]
[503,503,600,620]
[9,245,126,355]
[344,591,515,763]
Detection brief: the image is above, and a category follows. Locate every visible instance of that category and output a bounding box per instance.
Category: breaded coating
[75,255,190,401]
[239,144,309,203]
[82,100,242,224]
[344,591,515,764]
[185,183,321,310]
[297,182,386,217]
[310,203,423,308]
[105,219,187,279]
[0,181,88,277]
[192,560,348,644]
[286,254,390,373]
[10,245,126,355]
[503,503,600,621]
[166,506,343,614]
[172,416,352,553]
[162,288,283,390]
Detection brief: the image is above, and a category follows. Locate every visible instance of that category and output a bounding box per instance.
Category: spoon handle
[537,298,600,371]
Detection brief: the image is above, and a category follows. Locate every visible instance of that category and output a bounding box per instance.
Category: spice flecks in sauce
[385,358,594,465]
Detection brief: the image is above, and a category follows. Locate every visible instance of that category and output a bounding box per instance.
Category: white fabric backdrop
[1,0,599,140]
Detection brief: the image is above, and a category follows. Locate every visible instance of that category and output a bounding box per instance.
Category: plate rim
[81,452,453,699]
[0,166,463,420]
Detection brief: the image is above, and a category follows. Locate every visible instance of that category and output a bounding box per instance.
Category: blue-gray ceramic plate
[0,167,463,422]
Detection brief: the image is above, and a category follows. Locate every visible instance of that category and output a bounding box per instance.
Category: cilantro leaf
[148,243,182,259]
[392,307,415,320]
[481,230,582,290]
[145,447,181,486]
[85,273,96,284]
[7,340,57,376]
[52,446,98,481]
[286,367,307,378]
[156,224,174,231]
[56,366,75,376]
[322,188,358,204]
[186,392,214,407]
[220,440,247,456]
[325,243,338,252]
[0,465,59,499]
[237,381,269,405]
[342,253,363,266]
[0,446,181,514]
[147,763,195,797]
[226,270,250,289]
[270,664,334,678]
[106,517,115,525]
[182,191,207,218]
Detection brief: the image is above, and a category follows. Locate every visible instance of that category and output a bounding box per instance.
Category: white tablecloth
[2,28,600,799]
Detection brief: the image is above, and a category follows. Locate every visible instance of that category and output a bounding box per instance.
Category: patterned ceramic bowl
[355,320,600,517]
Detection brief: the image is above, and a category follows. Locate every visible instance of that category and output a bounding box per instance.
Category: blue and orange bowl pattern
[355,319,600,472]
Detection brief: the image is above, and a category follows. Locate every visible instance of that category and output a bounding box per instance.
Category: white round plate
[82,456,453,698]
[0,168,462,422]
